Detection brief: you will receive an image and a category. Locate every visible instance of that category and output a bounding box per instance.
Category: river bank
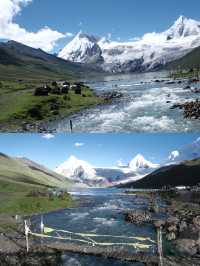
[46,71,200,133]
[0,80,105,132]
[126,189,200,266]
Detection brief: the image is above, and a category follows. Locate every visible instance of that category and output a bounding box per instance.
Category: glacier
[59,16,200,73]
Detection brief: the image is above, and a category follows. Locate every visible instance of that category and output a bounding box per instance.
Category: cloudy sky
[0,0,200,53]
[0,133,199,169]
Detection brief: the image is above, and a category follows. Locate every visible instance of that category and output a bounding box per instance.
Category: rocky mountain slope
[164,45,200,70]
[0,40,100,80]
[119,157,200,189]
[59,16,200,73]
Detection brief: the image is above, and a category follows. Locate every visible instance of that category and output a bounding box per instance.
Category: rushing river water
[32,188,161,266]
[47,71,200,133]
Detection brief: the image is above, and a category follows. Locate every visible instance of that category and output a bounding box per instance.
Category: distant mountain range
[0,40,101,80]
[54,137,200,188]
[1,16,200,80]
[55,154,159,187]
[119,137,200,189]
[0,152,73,191]
[119,158,200,189]
[59,16,200,73]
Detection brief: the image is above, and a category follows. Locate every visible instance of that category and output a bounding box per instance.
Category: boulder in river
[125,210,152,225]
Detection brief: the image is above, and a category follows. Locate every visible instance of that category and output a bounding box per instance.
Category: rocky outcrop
[171,99,200,119]
[125,210,152,225]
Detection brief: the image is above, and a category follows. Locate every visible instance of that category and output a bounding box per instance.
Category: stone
[166,232,176,241]
[179,221,187,232]
[168,225,178,232]
[193,216,200,228]
[175,239,198,256]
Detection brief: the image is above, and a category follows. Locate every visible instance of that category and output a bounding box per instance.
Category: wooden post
[40,215,44,245]
[24,220,29,253]
[70,120,73,133]
[157,226,163,266]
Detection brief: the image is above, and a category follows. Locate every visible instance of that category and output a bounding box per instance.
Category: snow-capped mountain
[128,154,158,171]
[168,137,200,163]
[54,154,159,187]
[59,32,103,64]
[55,155,108,187]
[59,16,200,73]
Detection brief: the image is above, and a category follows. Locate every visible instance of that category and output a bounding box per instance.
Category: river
[46,71,200,133]
[32,188,163,266]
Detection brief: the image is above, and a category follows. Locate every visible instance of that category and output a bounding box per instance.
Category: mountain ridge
[59,16,200,73]
[0,40,102,80]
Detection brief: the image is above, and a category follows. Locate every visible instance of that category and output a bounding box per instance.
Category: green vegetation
[0,40,101,81]
[0,153,74,222]
[0,189,73,216]
[169,68,200,79]
[0,80,103,131]
[0,152,73,188]
[165,46,200,78]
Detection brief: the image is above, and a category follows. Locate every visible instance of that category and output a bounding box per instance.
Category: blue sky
[1,0,200,53]
[0,134,199,169]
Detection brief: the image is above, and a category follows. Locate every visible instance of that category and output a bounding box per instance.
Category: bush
[27,105,44,120]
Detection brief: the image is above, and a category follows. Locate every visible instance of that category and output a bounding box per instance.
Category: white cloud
[42,133,55,140]
[74,142,85,147]
[0,0,72,52]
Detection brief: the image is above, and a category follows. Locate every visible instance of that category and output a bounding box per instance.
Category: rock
[103,91,123,102]
[193,216,200,228]
[171,99,200,120]
[183,85,191,90]
[179,221,187,232]
[175,239,198,256]
[168,225,178,233]
[166,81,176,85]
[166,232,176,241]
[125,210,152,225]
[192,88,200,94]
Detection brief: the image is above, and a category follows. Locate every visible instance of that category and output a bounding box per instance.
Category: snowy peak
[165,16,200,39]
[59,16,200,73]
[55,155,96,180]
[55,155,108,187]
[129,154,158,171]
[58,32,103,64]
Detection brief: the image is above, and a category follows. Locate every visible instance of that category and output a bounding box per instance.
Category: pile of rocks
[102,91,123,102]
[158,212,200,256]
[125,210,152,225]
[171,99,200,119]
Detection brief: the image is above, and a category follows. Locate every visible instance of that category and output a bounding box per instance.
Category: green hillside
[120,158,200,189]
[0,40,101,81]
[0,153,74,216]
[164,46,200,70]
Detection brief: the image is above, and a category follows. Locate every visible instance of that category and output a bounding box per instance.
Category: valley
[0,136,200,265]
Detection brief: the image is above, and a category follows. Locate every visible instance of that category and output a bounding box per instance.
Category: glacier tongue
[59,16,200,73]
